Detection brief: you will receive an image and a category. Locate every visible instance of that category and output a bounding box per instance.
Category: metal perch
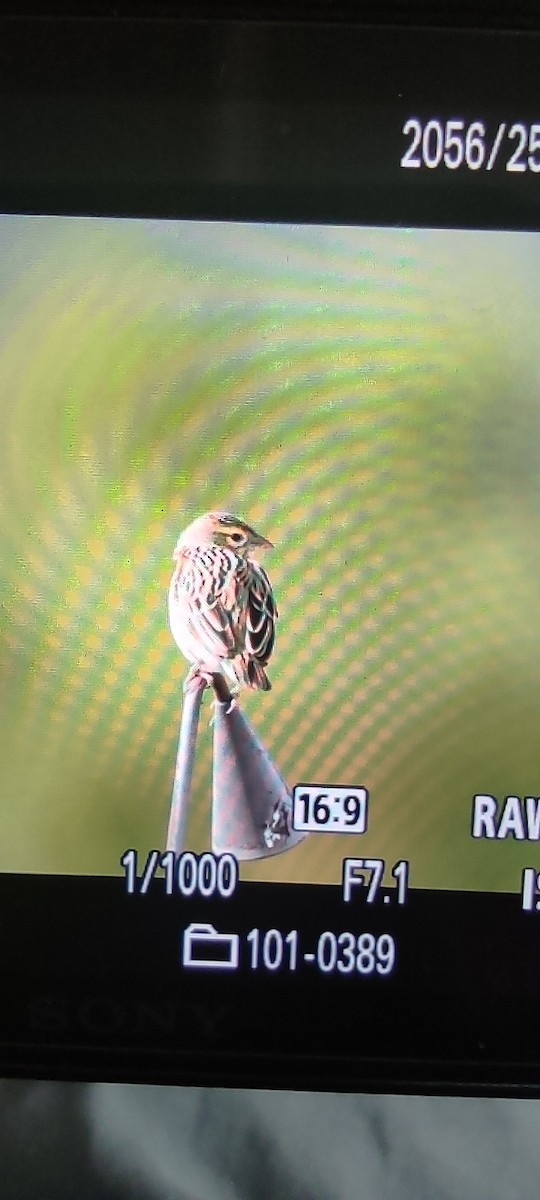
[166,672,305,859]
[166,677,206,853]
[166,673,235,853]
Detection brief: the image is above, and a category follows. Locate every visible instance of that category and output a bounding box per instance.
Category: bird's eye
[230,532,245,545]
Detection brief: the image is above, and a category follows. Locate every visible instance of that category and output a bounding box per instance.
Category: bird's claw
[208,696,237,726]
[183,666,215,694]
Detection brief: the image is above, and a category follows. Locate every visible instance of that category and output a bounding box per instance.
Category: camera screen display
[2,14,540,1093]
[1,214,539,900]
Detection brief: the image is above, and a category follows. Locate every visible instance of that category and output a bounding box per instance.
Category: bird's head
[175,511,273,556]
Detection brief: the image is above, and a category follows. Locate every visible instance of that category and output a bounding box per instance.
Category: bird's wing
[170,547,250,660]
[244,561,277,667]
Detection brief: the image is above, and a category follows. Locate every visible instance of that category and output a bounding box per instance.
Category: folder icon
[182,922,240,970]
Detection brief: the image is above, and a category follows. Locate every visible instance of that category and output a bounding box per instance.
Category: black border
[0,18,540,228]
[2,876,540,1094]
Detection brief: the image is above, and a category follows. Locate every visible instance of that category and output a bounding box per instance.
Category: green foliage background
[1,215,540,890]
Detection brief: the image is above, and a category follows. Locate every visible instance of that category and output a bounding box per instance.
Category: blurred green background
[1,215,540,890]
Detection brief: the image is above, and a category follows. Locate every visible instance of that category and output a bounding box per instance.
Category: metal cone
[211,700,306,860]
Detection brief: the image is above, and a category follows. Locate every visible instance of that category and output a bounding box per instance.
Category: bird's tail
[236,654,272,691]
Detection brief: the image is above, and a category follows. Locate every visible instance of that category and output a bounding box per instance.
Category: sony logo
[27,995,233,1040]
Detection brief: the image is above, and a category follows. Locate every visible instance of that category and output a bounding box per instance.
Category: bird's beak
[255,534,274,549]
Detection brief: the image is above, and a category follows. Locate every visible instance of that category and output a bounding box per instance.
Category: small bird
[168,511,277,694]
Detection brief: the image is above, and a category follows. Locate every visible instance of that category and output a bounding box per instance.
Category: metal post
[166,678,206,852]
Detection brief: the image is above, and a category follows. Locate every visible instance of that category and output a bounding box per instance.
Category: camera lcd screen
[2,14,540,1093]
[2,213,539,893]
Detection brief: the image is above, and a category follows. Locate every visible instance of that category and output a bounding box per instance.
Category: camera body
[1,5,540,1095]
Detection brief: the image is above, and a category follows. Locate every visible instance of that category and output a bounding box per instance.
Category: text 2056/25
[401,118,540,172]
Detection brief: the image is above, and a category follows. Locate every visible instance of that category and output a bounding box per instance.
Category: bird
[168,511,277,696]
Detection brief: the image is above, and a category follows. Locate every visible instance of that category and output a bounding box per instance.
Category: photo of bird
[168,511,277,695]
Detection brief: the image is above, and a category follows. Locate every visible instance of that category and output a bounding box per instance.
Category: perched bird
[168,511,277,694]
